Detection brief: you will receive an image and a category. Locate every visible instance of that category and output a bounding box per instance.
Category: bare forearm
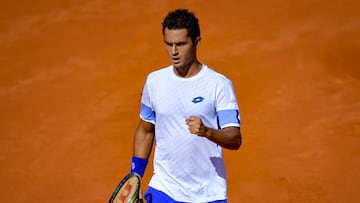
[204,126,242,150]
[186,116,241,150]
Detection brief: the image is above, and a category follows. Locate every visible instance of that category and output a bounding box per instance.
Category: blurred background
[1,0,359,202]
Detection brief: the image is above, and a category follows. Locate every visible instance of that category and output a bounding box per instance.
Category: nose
[171,44,178,55]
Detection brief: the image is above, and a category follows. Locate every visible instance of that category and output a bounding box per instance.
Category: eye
[176,42,186,46]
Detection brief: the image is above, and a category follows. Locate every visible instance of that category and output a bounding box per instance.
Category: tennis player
[130,8,242,203]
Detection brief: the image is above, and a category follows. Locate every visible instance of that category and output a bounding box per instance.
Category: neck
[174,61,202,78]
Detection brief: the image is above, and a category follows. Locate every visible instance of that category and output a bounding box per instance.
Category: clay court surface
[1,1,359,202]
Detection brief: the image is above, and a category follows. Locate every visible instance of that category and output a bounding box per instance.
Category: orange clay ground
[1,1,359,202]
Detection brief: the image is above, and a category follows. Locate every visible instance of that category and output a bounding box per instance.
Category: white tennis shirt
[140,64,240,202]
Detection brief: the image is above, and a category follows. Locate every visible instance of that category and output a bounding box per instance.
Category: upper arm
[133,119,155,158]
[216,78,240,129]
[137,119,155,135]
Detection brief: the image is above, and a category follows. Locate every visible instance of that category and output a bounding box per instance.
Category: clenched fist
[185,116,210,137]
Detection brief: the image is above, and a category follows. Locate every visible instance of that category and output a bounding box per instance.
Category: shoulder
[148,66,171,78]
[143,65,172,86]
[203,65,233,85]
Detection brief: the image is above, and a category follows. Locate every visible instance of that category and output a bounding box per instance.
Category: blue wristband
[131,156,148,177]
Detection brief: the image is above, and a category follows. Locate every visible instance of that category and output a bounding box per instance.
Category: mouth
[171,57,180,64]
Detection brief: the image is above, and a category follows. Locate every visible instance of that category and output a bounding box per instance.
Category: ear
[195,37,201,48]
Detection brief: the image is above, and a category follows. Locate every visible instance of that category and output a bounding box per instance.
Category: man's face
[163,28,200,70]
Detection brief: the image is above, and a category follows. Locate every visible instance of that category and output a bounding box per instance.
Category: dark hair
[162,9,201,42]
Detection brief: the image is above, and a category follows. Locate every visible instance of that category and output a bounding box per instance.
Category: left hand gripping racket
[109,173,143,203]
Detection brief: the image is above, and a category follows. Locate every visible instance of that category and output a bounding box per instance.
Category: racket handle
[137,188,143,203]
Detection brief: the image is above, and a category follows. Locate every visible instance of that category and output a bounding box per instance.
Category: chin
[172,63,182,68]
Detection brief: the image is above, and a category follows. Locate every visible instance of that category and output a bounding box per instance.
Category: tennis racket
[109,172,143,203]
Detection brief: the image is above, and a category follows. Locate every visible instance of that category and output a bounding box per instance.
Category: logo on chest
[192,96,205,104]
